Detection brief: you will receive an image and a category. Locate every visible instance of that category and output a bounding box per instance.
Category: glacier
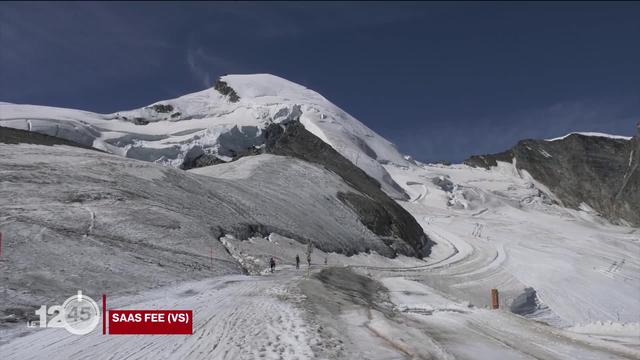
[1,74,639,359]
[0,74,409,199]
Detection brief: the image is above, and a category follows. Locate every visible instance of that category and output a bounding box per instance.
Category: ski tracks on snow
[0,272,316,360]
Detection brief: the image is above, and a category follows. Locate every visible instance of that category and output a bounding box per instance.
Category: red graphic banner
[108,310,192,335]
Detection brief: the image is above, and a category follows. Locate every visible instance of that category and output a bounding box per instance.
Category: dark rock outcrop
[464,130,640,226]
[615,134,640,225]
[180,145,229,170]
[510,287,540,316]
[464,150,513,169]
[431,177,455,192]
[150,104,174,113]
[214,80,240,103]
[133,117,149,125]
[181,153,226,170]
[263,121,432,257]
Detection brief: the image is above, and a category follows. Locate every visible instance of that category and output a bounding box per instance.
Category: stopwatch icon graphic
[61,291,101,335]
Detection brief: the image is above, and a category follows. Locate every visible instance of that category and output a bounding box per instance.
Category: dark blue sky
[1,2,638,162]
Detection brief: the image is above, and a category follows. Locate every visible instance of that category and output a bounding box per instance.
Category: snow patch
[538,148,552,158]
[546,132,632,141]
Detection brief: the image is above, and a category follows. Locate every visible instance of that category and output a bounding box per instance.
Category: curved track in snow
[381,161,640,328]
[406,181,428,203]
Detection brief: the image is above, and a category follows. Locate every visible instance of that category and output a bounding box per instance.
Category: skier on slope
[295,254,300,269]
[270,257,276,273]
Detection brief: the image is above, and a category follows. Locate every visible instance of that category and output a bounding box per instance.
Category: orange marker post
[491,289,499,309]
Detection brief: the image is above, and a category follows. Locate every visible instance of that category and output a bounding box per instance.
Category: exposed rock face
[615,134,640,225]
[133,117,149,125]
[213,80,240,102]
[0,126,100,151]
[510,287,541,316]
[431,177,455,192]
[464,150,513,169]
[180,146,227,170]
[150,104,174,113]
[190,154,227,169]
[464,131,639,226]
[263,121,432,257]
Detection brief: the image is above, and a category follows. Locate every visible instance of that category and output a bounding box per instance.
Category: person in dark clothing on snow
[270,257,276,273]
[295,255,300,269]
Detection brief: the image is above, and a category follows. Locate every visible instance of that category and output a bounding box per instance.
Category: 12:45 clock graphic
[34,291,101,335]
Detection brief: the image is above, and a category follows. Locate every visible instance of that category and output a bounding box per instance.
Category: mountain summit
[2,74,639,358]
[0,74,409,199]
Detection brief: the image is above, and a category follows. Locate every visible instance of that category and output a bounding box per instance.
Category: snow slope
[0,271,317,360]
[381,159,640,326]
[2,264,637,360]
[1,73,639,358]
[0,143,407,327]
[0,74,408,198]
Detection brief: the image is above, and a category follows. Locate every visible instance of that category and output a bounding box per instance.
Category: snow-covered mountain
[1,75,639,359]
[0,74,409,199]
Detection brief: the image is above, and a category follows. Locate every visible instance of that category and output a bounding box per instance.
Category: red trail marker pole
[102,294,107,335]
[491,289,500,309]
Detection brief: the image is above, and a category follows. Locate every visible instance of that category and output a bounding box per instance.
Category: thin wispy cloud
[186,47,242,88]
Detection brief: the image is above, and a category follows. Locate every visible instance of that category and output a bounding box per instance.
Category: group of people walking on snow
[269,253,318,273]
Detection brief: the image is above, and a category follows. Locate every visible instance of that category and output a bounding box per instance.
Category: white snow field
[1,246,638,360]
[1,74,639,358]
[381,160,640,326]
